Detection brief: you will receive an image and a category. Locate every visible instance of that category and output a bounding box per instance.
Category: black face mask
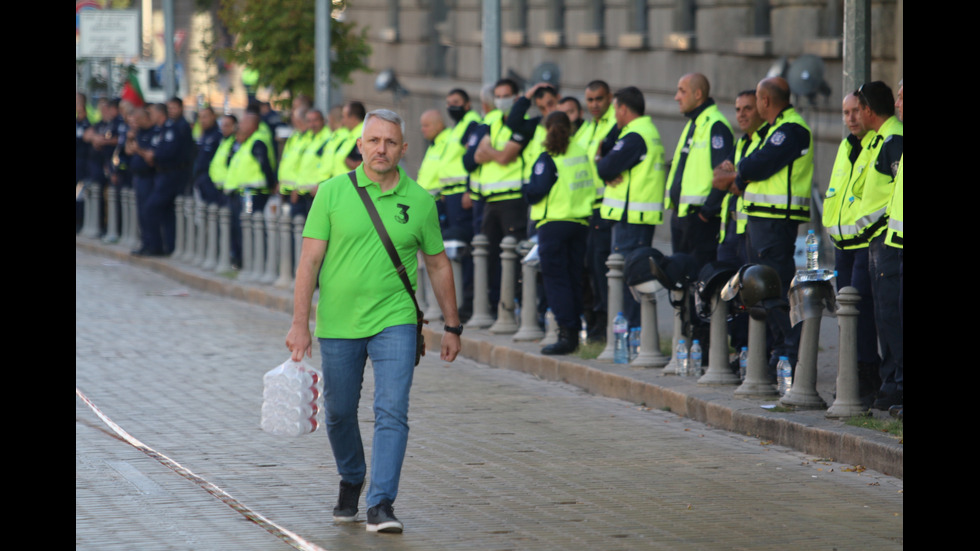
[447,105,466,124]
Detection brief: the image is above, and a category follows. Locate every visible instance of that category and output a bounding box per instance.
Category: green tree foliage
[215,0,371,101]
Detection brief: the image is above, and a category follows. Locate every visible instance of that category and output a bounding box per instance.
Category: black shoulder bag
[348,171,427,365]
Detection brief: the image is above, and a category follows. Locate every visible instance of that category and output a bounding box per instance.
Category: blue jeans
[318,324,417,507]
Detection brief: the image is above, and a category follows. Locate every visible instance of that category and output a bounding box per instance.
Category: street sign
[78,9,138,58]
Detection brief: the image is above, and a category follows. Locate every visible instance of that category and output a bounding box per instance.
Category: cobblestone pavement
[76,248,903,550]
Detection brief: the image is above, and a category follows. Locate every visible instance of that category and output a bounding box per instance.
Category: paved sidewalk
[76,240,903,549]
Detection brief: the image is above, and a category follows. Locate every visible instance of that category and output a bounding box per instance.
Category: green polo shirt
[303,164,444,338]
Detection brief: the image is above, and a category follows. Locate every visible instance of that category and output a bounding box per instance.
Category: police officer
[524,111,596,354]
[733,77,813,371]
[851,81,903,411]
[208,114,238,198]
[712,90,767,367]
[76,93,92,233]
[225,111,278,265]
[166,97,196,195]
[884,82,902,419]
[579,80,619,342]
[471,78,535,308]
[125,106,158,254]
[595,86,667,329]
[822,91,881,405]
[293,108,333,197]
[666,73,734,271]
[192,106,225,205]
[416,109,450,197]
[437,89,483,319]
[330,101,366,178]
[277,106,313,217]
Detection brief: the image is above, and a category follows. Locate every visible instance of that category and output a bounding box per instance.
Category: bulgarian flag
[121,66,145,107]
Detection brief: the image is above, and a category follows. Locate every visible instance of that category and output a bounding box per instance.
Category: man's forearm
[424,252,460,326]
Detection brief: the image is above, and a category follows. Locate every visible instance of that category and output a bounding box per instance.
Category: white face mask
[494,95,515,113]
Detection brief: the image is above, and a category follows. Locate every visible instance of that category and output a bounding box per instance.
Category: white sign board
[78,10,139,59]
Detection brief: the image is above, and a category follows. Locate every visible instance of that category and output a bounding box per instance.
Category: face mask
[447,105,466,124]
[494,96,515,114]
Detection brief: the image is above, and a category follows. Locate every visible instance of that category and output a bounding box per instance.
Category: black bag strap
[348,171,424,323]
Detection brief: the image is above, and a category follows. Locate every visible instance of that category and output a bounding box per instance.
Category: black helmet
[694,261,740,321]
[737,264,782,308]
[645,251,699,292]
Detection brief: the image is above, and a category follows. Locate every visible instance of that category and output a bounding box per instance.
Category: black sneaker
[366,500,403,533]
[332,480,363,522]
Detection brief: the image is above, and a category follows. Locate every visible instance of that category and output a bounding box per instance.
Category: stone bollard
[466,234,494,328]
[182,195,197,263]
[240,211,254,281]
[827,287,866,418]
[513,251,544,341]
[779,315,827,409]
[194,198,208,266]
[698,294,741,384]
[173,196,186,260]
[663,290,686,374]
[103,185,120,243]
[83,182,101,239]
[734,310,778,397]
[274,205,294,289]
[631,293,669,368]
[203,203,219,271]
[261,208,279,284]
[119,187,132,248]
[489,236,519,334]
[597,253,625,362]
[292,214,306,277]
[126,187,140,249]
[252,209,267,282]
[216,204,233,273]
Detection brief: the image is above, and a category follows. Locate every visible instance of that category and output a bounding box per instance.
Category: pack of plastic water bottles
[260,359,322,436]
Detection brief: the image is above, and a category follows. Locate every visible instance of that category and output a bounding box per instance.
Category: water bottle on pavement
[689,340,703,377]
[738,347,748,381]
[776,356,792,397]
[675,339,689,376]
[805,229,819,270]
[613,312,629,364]
[261,359,321,436]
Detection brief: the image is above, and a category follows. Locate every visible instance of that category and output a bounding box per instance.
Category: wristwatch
[444,323,464,336]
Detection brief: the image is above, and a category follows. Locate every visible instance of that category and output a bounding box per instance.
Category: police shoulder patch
[534,161,545,175]
[769,131,786,146]
[612,140,624,151]
[711,135,725,149]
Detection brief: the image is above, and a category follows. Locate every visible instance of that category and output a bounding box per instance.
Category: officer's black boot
[542,326,579,355]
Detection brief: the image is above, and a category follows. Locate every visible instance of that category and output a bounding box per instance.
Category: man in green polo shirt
[286,109,461,534]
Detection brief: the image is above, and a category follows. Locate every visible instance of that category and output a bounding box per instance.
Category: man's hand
[461,194,473,209]
[440,332,461,362]
[712,161,736,191]
[605,175,624,187]
[285,322,313,362]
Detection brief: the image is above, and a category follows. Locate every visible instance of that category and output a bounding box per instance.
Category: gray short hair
[363,109,405,137]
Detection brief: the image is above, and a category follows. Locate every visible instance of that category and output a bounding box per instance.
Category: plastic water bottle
[675,339,689,376]
[613,312,629,364]
[776,356,792,396]
[629,327,641,360]
[805,229,819,270]
[689,340,703,377]
[738,347,748,381]
[261,360,321,436]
